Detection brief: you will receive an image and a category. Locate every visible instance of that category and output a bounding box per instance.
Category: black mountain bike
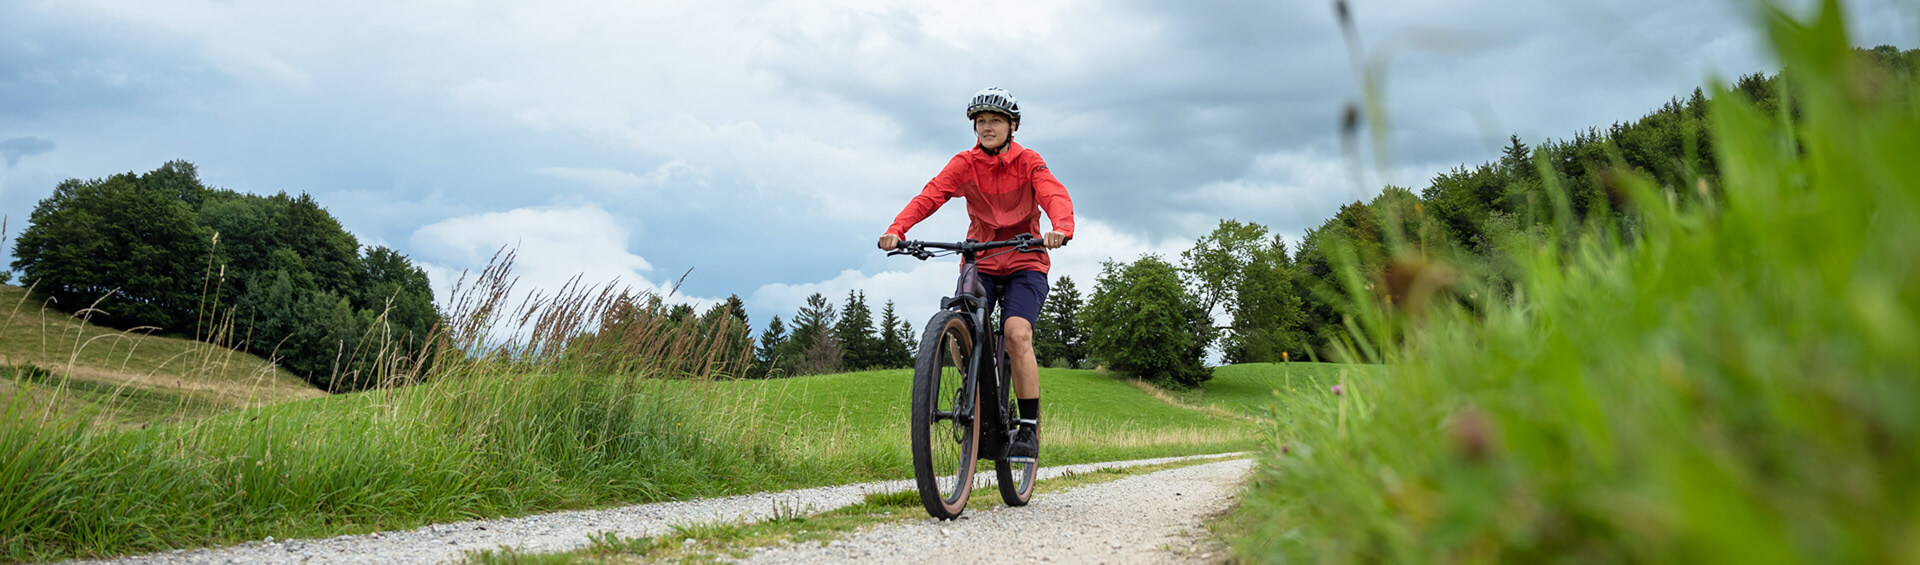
[889,233,1049,520]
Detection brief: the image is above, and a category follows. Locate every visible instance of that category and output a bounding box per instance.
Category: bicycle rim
[997,385,1038,505]
[997,455,1038,506]
[910,312,978,519]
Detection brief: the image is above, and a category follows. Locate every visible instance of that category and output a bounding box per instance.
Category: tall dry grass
[0,246,769,562]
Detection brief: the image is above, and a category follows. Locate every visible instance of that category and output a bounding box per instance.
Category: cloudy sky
[3,0,1914,334]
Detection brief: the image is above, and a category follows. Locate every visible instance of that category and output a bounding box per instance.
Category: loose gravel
[737,457,1252,564]
[59,453,1247,565]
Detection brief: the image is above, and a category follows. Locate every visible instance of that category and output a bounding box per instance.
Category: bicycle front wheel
[910,310,980,520]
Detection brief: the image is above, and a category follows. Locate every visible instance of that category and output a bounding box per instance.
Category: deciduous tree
[1082,256,1212,388]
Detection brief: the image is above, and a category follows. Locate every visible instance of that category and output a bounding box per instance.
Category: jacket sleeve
[1030,154,1075,239]
[886,155,967,238]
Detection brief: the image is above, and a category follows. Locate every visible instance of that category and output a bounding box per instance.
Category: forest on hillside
[6,162,438,392]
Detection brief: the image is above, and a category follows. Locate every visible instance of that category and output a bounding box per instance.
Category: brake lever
[888,246,936,260]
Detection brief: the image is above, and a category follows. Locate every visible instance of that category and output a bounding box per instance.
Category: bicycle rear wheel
[997,455,1038,506]
[996,393,1038,505]
[910,310,980,520]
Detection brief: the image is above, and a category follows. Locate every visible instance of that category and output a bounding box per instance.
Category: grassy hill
[1,283,322,424]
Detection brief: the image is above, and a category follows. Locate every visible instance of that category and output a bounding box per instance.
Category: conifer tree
[833,290,879,370]
[754,315,788,378]
[896,318,917,365]
[878,300,913,368]
[785,293,838,374]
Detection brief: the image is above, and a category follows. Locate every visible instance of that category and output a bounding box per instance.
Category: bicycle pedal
[1005,456,1036,464]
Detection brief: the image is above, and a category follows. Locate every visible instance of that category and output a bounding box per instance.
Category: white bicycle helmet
[966,87,1021,125]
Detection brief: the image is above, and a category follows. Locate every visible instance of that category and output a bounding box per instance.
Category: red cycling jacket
[885,140,1076,276]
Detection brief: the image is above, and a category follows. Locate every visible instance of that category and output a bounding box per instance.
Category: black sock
[1018,398,1040,427]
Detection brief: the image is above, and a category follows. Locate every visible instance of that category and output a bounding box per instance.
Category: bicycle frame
[952,264,1014,461]
[891,234,1044,461]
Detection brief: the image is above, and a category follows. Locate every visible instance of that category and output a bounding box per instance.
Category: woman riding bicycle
[877,86,1075,461]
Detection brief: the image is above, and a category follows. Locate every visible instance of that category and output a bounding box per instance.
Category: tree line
[555,278,1094,383]
[736,279,1093,379]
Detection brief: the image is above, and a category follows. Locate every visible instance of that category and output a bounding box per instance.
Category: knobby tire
[910,311,979,519]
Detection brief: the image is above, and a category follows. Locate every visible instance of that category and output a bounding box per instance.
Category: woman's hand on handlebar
[879,233,901,251]
[1043,231,1067,249]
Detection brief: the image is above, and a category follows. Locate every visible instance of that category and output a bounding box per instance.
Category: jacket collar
[970,140,1024,164]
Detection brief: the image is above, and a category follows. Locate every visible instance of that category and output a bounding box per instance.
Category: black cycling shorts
[979,270,1050,324]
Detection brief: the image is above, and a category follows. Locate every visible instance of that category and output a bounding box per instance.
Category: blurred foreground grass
[1234,2,1919,563]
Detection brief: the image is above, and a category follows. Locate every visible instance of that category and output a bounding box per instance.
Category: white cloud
[408,204,719,322]
[205,43,309,86]
[530,160,704,193]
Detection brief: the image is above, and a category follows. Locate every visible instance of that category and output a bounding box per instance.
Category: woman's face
[974,113,1012,151]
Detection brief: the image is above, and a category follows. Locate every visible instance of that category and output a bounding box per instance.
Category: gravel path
[61,453,1246,565]
[737,457,1252,564]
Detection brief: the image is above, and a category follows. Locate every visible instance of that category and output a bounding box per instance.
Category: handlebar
[887,233,1056,261]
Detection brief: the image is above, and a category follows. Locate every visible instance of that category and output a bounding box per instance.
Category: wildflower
[1331,384,1344,396]
[1449,406,1497,462]
[1280,444,1291,455]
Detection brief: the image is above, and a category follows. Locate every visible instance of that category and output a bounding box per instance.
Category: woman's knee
[1005,318,1035,352]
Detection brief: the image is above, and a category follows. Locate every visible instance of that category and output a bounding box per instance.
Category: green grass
[1,282,321,426]
[682,367,1257,474]
[6,365,207,420]
[0,357,1268,562]
[1232,3,1920,563]
[0,250,1275,563]
[1173,362,1356,418]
